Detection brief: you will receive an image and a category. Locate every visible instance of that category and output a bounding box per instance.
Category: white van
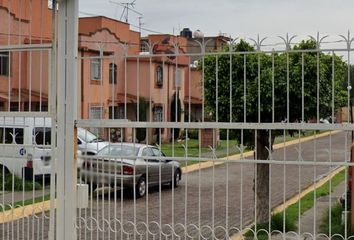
[0,117,108,180]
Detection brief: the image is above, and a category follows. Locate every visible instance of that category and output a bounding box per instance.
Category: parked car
[0,117,107,180]
[77,128,108,156]
[76,128,109,168]
[80,143,182,198]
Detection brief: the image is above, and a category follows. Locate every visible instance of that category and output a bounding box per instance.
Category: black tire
[171,169,181,188]
[0,165,10,175]
[135,177,146,198]
[87,182,97,194]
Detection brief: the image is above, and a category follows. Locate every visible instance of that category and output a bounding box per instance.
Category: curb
[229,166,345,240]
[0,200,52,224]
[182,130,341,174]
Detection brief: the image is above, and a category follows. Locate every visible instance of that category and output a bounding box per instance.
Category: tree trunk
[255,130,273,225]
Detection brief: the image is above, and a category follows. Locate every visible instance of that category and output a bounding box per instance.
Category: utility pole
[138,16,143,34]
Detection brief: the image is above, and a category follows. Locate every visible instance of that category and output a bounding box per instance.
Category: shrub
[320,203,352,239]
[219,129,238,140]
[185,129,199,139]
[0,174,42,191]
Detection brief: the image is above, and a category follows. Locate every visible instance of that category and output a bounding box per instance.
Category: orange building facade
[0,0,51,111]
[0,2,203,143]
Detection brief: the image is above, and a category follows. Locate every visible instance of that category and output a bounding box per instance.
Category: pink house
[0,0,51,111]
[0,3,204,143]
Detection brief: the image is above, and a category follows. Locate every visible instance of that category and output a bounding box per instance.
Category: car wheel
[87,182,97,194]
[136,177,146,198]
[171,169,181,188]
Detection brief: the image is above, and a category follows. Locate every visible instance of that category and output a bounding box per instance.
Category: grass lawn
[0,194,50,212]
[0,174,42,192]
[245,169,345,239]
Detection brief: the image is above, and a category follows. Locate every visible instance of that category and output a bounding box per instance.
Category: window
[109,106,124,119]
[90,58,101,80]
[109,63,117,84]
[151,148,164,157]
[154,106,163,122]
[77,128,98,143]
[89,105,103,119]
[89,105,104,136]
[0,52,9,76]
[98,145,139,157]
[156,66,163,87]
[10,103,19,112]
[0,128,24,144]
[140,41,149,52]
[33,127,51,145]
[142,147,154,160]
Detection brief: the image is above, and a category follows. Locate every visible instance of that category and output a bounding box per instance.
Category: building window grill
[89,105,103,119]
[156,66,163,87]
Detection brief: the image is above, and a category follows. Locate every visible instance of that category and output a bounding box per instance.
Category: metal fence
[1,0,354,240]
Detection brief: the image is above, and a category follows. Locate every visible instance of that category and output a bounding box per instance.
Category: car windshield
[98,145,139,157]
[78,128,100,143]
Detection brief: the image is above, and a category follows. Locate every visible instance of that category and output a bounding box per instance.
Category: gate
[1,1,354,240]
[0,0,57,239]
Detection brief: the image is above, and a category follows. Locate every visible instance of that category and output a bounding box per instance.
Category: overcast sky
[79,0,354,48]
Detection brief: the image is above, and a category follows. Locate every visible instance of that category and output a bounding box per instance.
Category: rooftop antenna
[109,0,142,23]
[138,16,144,33]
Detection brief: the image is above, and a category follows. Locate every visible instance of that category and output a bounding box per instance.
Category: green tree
[204,39,347,224]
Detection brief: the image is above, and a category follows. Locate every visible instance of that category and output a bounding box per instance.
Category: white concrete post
[56,0,78,239]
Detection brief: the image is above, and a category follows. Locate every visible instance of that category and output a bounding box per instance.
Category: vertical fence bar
[56,0,78,240]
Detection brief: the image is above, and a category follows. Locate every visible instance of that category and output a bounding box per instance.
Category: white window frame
[90,58,101,81]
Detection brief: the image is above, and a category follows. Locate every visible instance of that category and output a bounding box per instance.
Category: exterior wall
[185,67,202,101]
[0,0,52,40]
[0,5,202,142]
[0,7,29,94]
[27,50,49,95]
[79,26,138,121]
[0,4,50,110]
[184,68,202,121]
[126,58,187,142]
[79,16,140,54]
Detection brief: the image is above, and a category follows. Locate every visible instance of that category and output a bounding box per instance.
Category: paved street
[0,131,350,239]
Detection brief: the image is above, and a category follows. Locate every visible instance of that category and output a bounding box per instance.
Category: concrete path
[270,181,346,240]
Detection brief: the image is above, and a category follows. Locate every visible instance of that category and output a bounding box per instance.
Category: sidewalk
[0,188,50,206]
[271,181,345,240]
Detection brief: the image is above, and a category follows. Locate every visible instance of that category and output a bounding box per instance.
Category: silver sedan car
[80,143,182,198]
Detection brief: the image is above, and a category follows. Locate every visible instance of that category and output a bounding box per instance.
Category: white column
[56,0,78,239]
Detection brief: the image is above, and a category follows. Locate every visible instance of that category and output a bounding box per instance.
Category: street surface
[0,131,350,239]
